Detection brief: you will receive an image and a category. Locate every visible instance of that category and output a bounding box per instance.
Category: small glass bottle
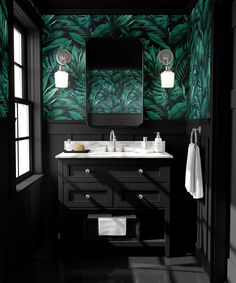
[141,137,148,150]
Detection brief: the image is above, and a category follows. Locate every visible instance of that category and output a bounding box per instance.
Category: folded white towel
[185,142,203,199]
[98,217,127,236]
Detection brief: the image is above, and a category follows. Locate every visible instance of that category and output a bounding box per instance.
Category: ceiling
[33,0,196,14]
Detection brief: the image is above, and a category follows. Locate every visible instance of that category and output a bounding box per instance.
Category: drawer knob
[138,169,143,174]
[85,169,90,174]
[138,194,144,199]
[85,194,91,199]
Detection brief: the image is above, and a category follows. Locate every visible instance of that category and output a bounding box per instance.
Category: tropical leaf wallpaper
[87,70,143,113]
[188,0,212,119]
[42,0,212,120]
[0,0,8,118]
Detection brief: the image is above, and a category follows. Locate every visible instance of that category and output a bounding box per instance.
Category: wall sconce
[54,49,72,88]
[157,49,175,88]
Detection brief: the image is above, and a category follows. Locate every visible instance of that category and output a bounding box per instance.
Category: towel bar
[192,126,201,134]
[190,126,201,145]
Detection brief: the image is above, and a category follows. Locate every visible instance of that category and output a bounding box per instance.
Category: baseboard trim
[227,258,236,283]
[195,245,210,278]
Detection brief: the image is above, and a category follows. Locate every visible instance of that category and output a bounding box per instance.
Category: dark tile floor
[7,248,210,283]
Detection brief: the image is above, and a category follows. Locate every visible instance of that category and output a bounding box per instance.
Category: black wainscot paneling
[0,120,13,281]
[43,119,211,257]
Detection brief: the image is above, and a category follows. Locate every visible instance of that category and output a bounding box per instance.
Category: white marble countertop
[55,141,173,159]
[55,151,173,159]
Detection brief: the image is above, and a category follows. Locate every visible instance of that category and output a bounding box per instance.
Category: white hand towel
[98,217,126,236]
[185,143,203,199]
[185,143,196,195]
[192,145,203,199]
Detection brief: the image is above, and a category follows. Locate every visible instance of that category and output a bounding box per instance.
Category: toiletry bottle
[65,139,72,151]
[141,137,147,150]
[154,132,162,153]
[162,140,166,152]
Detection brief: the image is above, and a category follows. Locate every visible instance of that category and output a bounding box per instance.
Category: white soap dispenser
[154,132,163,153]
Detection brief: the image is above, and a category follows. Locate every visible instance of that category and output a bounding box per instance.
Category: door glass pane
[15,141,19,178]
[14,65,23,98]
[19,139,30,176]
[18,104,29,138]
[14,28,22,65]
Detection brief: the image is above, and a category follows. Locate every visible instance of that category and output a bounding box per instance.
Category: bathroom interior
[0,0,235,282]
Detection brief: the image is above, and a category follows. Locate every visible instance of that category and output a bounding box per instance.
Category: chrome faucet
[109,130,117,152]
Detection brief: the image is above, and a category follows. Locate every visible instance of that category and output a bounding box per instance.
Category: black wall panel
[227,1,236,282]
[0,120,13,282]
[43,120,211,256]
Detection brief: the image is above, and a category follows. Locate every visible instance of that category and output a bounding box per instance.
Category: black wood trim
[39,0,197,15]
[211,0,232,282]
[27,28,43,174]
[7,0,17,195]
[14,0,43,29]
[232,0,236,28]
[12,1,43,178]
[40,8,188,15]
[195,246,211,281]
[231,90,236,109]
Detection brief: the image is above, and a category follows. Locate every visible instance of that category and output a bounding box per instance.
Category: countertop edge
[55,152,174,159]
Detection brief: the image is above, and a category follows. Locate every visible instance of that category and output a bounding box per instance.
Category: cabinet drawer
[63,162,165,183]
[114,183,166,209]
[109,166,164,182]
[64,183,113,208]
[65,164,106,181]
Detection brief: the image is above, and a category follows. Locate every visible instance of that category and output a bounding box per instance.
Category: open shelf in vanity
[56,154,172,256]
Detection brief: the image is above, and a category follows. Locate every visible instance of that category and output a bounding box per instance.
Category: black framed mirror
[86,38,143,127]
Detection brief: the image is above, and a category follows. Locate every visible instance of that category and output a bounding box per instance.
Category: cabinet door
[114,182,167,209]
[63,183,113,209]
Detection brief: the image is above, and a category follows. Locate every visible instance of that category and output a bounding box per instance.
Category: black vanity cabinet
[57,158,171,256]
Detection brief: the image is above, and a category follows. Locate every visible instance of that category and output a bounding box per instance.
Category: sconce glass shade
[161,70,175,88]
[54,69,69,88]
[54,50,71,88]
[157,49,175,88]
